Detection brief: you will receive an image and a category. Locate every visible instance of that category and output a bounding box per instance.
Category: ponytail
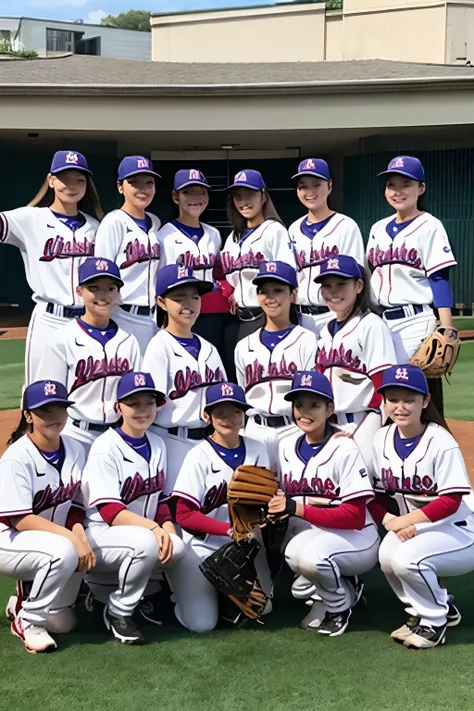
[7,411,32,446]
[421,400,451,432]
[28,174,104,221]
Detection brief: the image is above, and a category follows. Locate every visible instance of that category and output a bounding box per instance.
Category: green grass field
[0,340,25,410]
[454,316,474,331]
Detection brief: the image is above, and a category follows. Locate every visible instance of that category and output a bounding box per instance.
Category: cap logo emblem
[44,382,57,396]
[134,374,146,387]
[235,171,247,182]
[327,258,340,269]
[266,262,277,272]
[304,159,315,169]
[395,367,409,381]
[189,169,200,180]
[177,266,190,279]
[221,383,234,396]
[95,259,109,271]
[137,158,149,169]
[391,157,405,168]
[300,374,312,387]
[65,152,79,165]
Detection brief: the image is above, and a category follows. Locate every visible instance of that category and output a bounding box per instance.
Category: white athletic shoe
[11,615,57,654]
[5,595,18,621]
[391,616,420,642]
[300,601,327,630]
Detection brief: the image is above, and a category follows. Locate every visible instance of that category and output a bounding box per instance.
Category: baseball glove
[410,328,461,378]
[227,464,280,542]
[199,539,268,621]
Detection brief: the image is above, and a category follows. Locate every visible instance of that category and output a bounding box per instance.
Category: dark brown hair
[320,267,371,319]
[8,411,32,445]
[226,190,285,242]
[256,282,299,326]
[28,173,104,221]
[383,397,451,432]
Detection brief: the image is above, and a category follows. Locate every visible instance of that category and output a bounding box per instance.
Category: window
[46,29,74,52]
[0,30,11,43]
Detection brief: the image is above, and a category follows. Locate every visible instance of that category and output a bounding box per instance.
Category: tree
[101,9,152,32]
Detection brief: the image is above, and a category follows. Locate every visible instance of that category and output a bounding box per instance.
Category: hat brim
[284,387,334,402]
[27,397,75,410]
[205,397,250,412]
[314,269,362,283]
[79,274,124,288]
[253,274,297,289]
[51,166,92,176]
[377,169,424,182]
[376,382,428,396]
[120,170,161,180]
[175,180,211,191]
[158,277,214,298]
[291,171,330,181]
[118,387,166,404]
[227,183,263,191]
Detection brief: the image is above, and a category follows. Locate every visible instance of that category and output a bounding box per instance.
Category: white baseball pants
[244,415,297,472]
[336,411,382,476]
[298,310,332,338]
[62,420,103,456]
[25,303,74,386]
[150,426,202,495]
[382,306,437,361]
[112,307,158,359]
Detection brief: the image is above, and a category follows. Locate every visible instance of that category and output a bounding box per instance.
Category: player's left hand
[154,526,173,565]
[268,494,287,514]
[385,515,412,533]
[396,524,417,542]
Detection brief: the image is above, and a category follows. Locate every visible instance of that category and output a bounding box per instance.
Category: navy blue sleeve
[428,269,453,309]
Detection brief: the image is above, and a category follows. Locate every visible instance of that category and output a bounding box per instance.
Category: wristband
[150,525,160,531]
[284,497,297,517]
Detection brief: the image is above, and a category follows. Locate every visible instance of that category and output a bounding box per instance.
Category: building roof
[151,0,320,18]
[1,54,474,96]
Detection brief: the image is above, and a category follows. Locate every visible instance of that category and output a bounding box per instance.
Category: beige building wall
[446,2,474,63]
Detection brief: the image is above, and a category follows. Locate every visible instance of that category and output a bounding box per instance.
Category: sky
[0,0,280,24]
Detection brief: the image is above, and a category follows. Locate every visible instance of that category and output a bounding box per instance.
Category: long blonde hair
[28,173,104,221]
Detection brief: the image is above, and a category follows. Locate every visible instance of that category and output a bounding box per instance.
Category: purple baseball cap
[156,264,213,298]
[118,155,161,181]
[205,382,249,412]
[174,169,210,191]
[50,151,92,176]
[23,380,74,410]
[314,255,364,283]
[228,169,266,191]
[292,158,331,181]
[78,257,124,287]
[376,365,429,396]
[253,261,298,289]
[284,370,334,402]
[117,371,166,404]
[378,156,425,183]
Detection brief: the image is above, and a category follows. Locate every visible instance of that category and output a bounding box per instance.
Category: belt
[46,303,84,319]
[167,426,207,441]
[299,305,330,316]
[254,414,290,428]
[236,306,263,322]
[72,420,109,433]
[383,304,424,321]
[121,304,154,317]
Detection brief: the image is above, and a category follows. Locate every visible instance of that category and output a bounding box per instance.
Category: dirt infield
[0,326,28,340]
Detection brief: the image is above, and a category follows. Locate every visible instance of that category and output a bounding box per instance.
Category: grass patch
[454,317,474,332]
[444,340,474,421]
[0,340,24,410]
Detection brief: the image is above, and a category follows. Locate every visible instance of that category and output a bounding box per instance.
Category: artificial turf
[0,339,24,410]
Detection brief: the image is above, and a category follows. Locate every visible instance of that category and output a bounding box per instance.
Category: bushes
[0,40,38,58]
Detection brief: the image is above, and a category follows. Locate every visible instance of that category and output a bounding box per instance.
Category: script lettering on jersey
[176,251,216,269]
[33,478,81,516]
[202,481,228,514]
[71,355,131,392]
[367,242,422,269]
[120,239,160,269]
[283,472,340,499]
[245,355,298,390]
[381,467,437,495]
[121,470,165,505]
[168,365,225,400]
[294,242,339,269]
[40,236,95,262]
[220,249,265,273]
[317,344,365,374]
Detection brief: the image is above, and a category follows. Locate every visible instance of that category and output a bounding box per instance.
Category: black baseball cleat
[317,608,352,637]
[103,606,145,645]
[346,576,365,607]
[403,623,447,649]
[446,601,461,627]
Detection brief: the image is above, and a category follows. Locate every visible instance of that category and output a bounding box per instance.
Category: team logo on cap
[134,373,146,387]
[327,258,340,270]
[221,383,234,396]
[300,374,313,387]
[235,171,247,183]
[189,169,201,180]
[177,266,190,279]
[303,159,315,170]
[394,367,409,381]
[44,382,57,396]
[266,262,277,273]
[65,152,79,165]
[391,157,405,168]
[95,259,109,271]
[137,158,150,169]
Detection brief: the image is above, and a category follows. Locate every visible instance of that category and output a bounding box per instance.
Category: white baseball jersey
[279,432,374,522]
[94,209,161,308]
[317,312,396,416]
[157,221,221,285]
[83,428,167,528]
[142,330,226,429]
[235,325,318,417]
[38,320,140,425]
[366,212,457,308]
[289,213,365,307]
[373,423,472,519]
[0,435,84,533]
[0,207,99,306]
[220,220,295,309]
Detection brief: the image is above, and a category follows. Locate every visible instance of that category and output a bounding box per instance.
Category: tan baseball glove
[227,465,279,542]
[410,328,460,378]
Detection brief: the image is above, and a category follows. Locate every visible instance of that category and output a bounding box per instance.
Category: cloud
[84,8,107,23]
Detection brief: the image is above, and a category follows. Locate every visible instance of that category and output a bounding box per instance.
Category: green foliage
[0,40,38,58]
[326,0,343,8]
[101,9,152,32]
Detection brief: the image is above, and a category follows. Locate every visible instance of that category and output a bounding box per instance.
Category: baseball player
[142,264,226,493]
[269,371,379,636]
[0,150,103,385]
[81,371,186,644]
[37,257,140,454]
[315,255,397,470]
[0,380,95,653]
[288,159,365,336]
[371,365,474,649]
[234,261,318,470]
[169,381,271,632]
[94,156,162,355]
[220,169,295,341]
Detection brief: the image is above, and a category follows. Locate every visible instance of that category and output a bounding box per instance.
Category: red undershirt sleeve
[175,497,230,537]
[65,505,85,530]
[155,501,173,526]
[422,494,462,522]
[367,493,391,525]
[368,372,384,409]
[302,497,367,530]
[98,502,127,525]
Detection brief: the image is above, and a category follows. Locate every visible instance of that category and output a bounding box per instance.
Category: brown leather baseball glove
[227,465,279,542]
[410,328,460,378]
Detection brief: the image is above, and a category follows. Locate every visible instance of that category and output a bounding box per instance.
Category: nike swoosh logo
[37,472,46,477]
[47,224,56,229]
[75,339,85,347]
[211,466,221,473]
[406,442,415,447]
[122,455,134,463]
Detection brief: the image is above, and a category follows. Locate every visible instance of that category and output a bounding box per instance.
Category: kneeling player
[268,371,379,636]
[81,371,185,645]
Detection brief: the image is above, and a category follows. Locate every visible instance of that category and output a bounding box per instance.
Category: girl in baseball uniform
[269,371,380,637]
[367,156,458,413]
[0,380,95,654]
[94,156,162,355]
[220,169,295,343]
[315,255,397,470]
[371,365,474,649]
[0,150,103,385]
[170,382,271,632]
[37,257,140,454]
[142,265,226,494]
[288,159,365,337]
[235,261,318,471]
[81,371,185,645]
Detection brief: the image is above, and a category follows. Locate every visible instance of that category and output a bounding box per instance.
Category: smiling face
[173,185,209,219]
[232,187,266,222]
[26,403,69,441]
[384,174,425,214]
[296,176,332,213]
[77,277,121,319]
[118,391,158,432]
[319,275,363,317]
[383,387,430,430]
[49,170,87,208]
[256,280,296,321]
[292,392,334,436]
[119,174,156,211]
[158,284,201,329]
[205,402,245,437]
